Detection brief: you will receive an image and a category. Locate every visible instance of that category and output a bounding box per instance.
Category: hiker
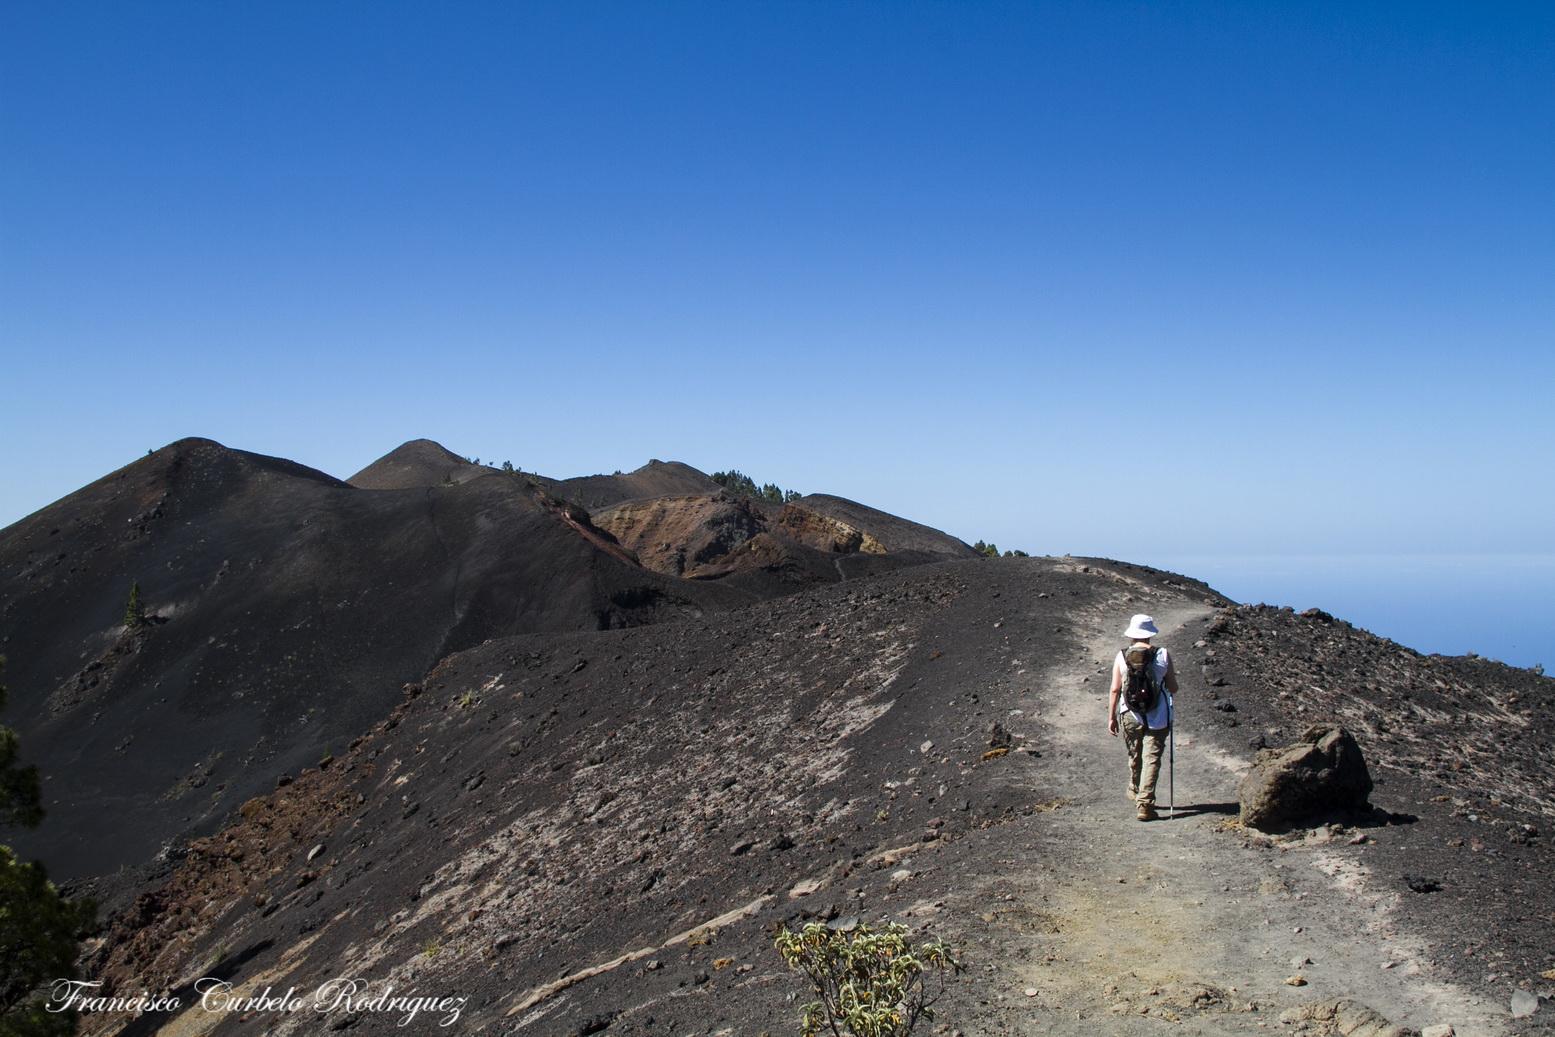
[1106,613,1179,821]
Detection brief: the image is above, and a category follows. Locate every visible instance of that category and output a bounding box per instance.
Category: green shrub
[774,921,962,1037]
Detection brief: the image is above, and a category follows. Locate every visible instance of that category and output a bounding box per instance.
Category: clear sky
[3,1,1552,562]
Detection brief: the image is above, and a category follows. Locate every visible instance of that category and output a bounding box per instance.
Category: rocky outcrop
[1238,725,1373,831]
[1277,998,1414,1037]
[592,494,770,576]
[776,503,887,555]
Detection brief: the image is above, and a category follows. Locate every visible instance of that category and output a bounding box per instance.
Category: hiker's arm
[1165,654,1179,695]
[1106,657,1121,735]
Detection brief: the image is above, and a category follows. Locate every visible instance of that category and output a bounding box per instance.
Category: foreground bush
[774,921,962,1037]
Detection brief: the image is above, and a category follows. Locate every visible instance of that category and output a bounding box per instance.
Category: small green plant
[202,941,231,973]
[457,690,476,709]
[422,939,441,958]
[124,581,147,628]
[774,921,962,1037]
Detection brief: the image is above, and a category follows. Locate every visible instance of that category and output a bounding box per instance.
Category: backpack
[1121,643,1161,721]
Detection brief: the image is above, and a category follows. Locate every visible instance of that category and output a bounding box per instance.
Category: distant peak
[348,439,491,490]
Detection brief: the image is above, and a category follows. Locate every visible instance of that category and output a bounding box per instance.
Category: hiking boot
[1136,802,1157,822]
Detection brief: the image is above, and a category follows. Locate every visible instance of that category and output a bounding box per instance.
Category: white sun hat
[1124,614,1159,639]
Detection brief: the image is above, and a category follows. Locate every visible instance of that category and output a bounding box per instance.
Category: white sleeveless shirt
[1114,645,1173,729]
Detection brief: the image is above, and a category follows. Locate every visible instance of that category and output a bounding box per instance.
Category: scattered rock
[1420,1025,1455,1037]
[572,1010,615,1035]
[1284,975,1307,986]
[789,878,822,898]
[1277,999,1409,1037]
[1511,989,1540,1018]
[305,843,325,862]
[1237,725,1373,832]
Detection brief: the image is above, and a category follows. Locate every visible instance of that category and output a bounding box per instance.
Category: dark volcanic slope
[347,439,497,489]
[80,557,1555,1037]
[553,460,722,510]
[1177,602,1555,995]
[85,558,1046,1036]
[0,439,749,886]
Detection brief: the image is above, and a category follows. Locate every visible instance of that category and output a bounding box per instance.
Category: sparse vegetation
[0,657,96,1036]
[970,541,1029,558]
[711,469,802,504]
[774,921,962,1037]
[123,580,146,629]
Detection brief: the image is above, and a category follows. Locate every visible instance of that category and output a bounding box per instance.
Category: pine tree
[123,581,146,629]
[0,657,96,1036]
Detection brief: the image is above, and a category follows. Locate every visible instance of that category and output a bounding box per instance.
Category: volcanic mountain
[0,440,974,894]
[547,460,724,510]
[0,440,758,887]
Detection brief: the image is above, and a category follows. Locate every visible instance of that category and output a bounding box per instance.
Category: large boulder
[1238,725,1373,831]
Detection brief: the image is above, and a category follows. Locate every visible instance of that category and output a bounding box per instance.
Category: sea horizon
[1138,552,1552,671]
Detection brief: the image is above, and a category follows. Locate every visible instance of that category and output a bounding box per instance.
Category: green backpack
[1122,643,1162,720]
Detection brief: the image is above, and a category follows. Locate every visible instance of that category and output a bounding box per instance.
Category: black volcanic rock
[0,438,750,886]
[1237,725,1374,831]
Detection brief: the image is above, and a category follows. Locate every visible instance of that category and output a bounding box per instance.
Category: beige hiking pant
[1121,712,1169,807]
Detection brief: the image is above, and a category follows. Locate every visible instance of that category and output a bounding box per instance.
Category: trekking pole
[1168,693,1176,820]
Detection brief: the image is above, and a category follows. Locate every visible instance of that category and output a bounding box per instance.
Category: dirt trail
[955,591,1508,1036]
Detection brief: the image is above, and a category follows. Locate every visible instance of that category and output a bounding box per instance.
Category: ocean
[1143,554,1552,671]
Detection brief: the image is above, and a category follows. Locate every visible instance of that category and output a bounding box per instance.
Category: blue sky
[3,1,1552,562]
